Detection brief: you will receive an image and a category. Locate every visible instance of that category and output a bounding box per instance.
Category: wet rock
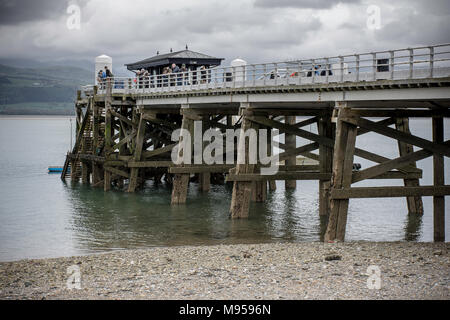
[325,254,341,261]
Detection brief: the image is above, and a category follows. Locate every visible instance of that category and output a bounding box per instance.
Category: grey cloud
[254,0,360,9]
[0,0,89,25]
[412,0,450,16]
[376,9,450,45]
[0,0,448,75]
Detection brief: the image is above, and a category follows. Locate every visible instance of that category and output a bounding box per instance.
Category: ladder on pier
[61,98,93,180]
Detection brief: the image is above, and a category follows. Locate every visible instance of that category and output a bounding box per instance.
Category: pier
[61,44,450,242]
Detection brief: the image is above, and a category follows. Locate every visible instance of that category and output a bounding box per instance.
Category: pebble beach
[0,242,449,300]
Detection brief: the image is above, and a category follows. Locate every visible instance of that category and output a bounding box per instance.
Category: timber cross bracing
[65,44,450,242]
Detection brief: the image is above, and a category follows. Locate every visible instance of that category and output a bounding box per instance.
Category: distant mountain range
[0,60,94,115]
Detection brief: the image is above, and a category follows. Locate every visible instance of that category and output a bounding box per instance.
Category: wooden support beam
[230,106,258,218]
[352,140,450,183]
[353,147,421,174]
[104,166,130,178]
[357,117,396,136]
[171,109,194,204]
[273,116,318,138]
[267,126,276,191]
[349,109,450,118]
[91,101,102,186]
[127,114,146,192]
[295,116,319,129]
[277,143,320,162]
[248,116,332,149]
[331,185,450,199]
[254,180,267,202]
[104,79,113,191]
[128,161,174,168]
[92,179,104,188]
[199,114,211,192]
[142,114,179,130]
[285,116,296,189]
[433,116,445,242]
[143,143,176,159]
[350,117,450,158]
[110,109,137,128]
[227,172,331,181]
[396,118,424,215]
[256,114,425,176]
[243,108,330,117]
[318,116,334,216]
[325,105,358,242]
[112,131,136,151]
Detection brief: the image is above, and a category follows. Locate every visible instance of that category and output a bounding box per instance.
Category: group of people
[136,64,209,88]
[97,66,113,88]
[306,64,333,77]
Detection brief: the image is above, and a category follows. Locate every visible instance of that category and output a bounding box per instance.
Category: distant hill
[0,63,93,115]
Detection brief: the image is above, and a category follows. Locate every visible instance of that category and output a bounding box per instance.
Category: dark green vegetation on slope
[0,64,93,115]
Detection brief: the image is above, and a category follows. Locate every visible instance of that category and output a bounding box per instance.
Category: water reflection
[62,178,430,254]
[404,213,423,241]
[63,181,329,254]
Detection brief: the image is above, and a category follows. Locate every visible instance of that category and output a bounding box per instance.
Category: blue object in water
[48,166,64,173]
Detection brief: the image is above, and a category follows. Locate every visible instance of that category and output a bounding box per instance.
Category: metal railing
[83,44,450,96]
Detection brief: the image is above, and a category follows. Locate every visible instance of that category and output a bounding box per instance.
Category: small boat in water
[48,166,68,173]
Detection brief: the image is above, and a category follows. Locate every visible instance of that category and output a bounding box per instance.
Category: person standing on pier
[162,67,170,87]
[200,65,207,83]
[171,63,181,86]
[97,70,104,88]
[105,66,112,78]
[181,64,188,85]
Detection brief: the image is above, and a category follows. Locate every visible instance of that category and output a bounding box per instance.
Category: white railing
[87,43,450,96]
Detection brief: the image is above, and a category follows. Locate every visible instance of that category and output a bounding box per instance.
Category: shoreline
[1,242,448,300]
[0,114,75,119]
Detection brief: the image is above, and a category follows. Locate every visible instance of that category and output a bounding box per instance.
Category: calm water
[0,116,448,261]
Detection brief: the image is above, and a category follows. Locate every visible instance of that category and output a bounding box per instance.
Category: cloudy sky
[0,0,449,74]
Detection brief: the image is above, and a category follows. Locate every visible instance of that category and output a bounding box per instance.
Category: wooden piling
[325,105,357,242]
[395,117,424,214]
[128,113,147,193]
[199,115,211,192]
[171,107,195,204]
[230,105,258,218]
[285,116,296,189]
[318,116,334,216]
[432,116,445,242]
[103,79,112,191]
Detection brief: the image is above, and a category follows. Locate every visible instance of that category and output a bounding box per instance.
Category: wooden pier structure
[62,44,450,242]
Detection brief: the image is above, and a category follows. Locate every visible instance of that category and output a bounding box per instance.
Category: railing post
[409,48,414,79]
[326,58,330,83]
[263,64,267,86]
[274,63,278,86]
[355,54,360,82]
[389,51,394,80]
[429,46,434,78]
[339,56,344,82]
[372,53,377,80]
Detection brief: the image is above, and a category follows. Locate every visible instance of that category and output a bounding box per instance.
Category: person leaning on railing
[162,67,170,87]
[181,64,188,85]
[97,70,104,89]
[200,65,207,84]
